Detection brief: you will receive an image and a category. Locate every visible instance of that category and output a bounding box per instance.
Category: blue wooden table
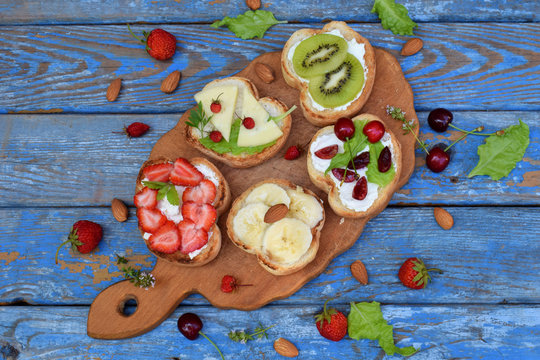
[1,1,539,359]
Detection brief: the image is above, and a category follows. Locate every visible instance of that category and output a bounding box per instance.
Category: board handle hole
[117,295,138,317]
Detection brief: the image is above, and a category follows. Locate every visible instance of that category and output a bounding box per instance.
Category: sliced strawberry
[148,221,181,254]
[178,219,209,254]
[181,202,217,231]
[137,207,167,233]
[169,158,204,186]
[134,187,158,209]
[142,163,173,182]
[182,179,217,204]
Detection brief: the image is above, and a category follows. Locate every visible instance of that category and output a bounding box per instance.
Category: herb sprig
[228,324,275,343]
[116,254,128,264]
[142,181,179,206]
[122,266,156,290]
[186,101,213,137]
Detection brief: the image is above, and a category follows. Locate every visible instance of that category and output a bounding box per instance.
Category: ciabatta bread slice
[307,114,402,219]
[226,179,325,276]
[281,21,376,126]
[185,77,293,168]
[135,157,231,266]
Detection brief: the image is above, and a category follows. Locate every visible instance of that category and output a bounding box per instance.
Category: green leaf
[371,0,418,36]
[211,10,287,40]
[365,141,396,187]
[268,105,297,123]
[468,120,530,180]
[348,301,418,356]
[186,101,212,135]
[166,186,179,206]
[325,120,368,174]
[157,186,168,201]
[142,181,168,190]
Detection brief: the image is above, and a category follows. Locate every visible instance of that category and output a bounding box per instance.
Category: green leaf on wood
[211,10,287,40]
[371,0,418,36]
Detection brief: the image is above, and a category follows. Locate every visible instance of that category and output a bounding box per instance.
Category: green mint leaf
[268,105,297,123]
[371,0,418,36]
[156,186,168,201]
[366,140,396,187]
[325,120,368,174]
[211,10,287,40]
[468,120,530,180]
[166,185,180,206]
[348,301,417,356]
[142,181,168,190]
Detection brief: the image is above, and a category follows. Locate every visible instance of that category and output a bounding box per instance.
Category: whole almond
[264,203,288,223]
[106,78,122,102]
[160,70,181,93]
[434,207,453,230]
[401,38,423,56]
[350,260,368,285]
[246,0,261,10]
[111,198,128,222]
[255,63,275,84]
[273,338,298,358]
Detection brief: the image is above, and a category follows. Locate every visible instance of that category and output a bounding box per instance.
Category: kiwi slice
[308,53,365,108]
[292,34,348,78]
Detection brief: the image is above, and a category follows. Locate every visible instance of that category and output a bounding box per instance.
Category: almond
[273,338,298,358]
[255,62,275,84]
[160,70,181,94]
[264,203,288,223]
[350,260,368,285]
[401,38,423,56]
[106,78,122,102]
[246,0,261,10]
[434,207,453,230]
[111,198,128,222]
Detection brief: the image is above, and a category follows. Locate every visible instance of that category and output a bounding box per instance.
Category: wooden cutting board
[87,49,418,340]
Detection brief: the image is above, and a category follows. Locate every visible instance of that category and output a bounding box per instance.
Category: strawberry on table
[134,187,158,209]
[181,202,217,231]
[55,220,103,264]
[182,179,216,204]
[178,219,209,254]
[315,298,348,341]
[398,257,443,289]
[142,163,173,182]
[148,221,181,254]
[170,158,204,186]
[137,207,167,233]
[124,122,150,138]
[127,24,176,61]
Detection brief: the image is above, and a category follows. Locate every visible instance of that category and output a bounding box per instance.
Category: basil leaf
[366,141,396,187]
[325,120,368,174]
[348,301,417,356]
[371,0,418,36]
[468,120,530,180]
[211,10,287,40]
[142,181,168,190]
[166,186,179,206]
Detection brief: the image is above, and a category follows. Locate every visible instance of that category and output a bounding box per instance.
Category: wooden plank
[0,23,538,113]
[1,111,538,207]
[0,0,538,25]
[1,207,538,305]
[0,305,539,359]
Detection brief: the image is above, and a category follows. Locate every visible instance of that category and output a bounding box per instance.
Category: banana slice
[262,218,312,265]
[232,202,269,250]
[244,183,291,207]
[287,186,324,228]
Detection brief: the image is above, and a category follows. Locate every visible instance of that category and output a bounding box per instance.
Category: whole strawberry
[123,122,150,138]
[284,145,301,160]
[398,257,443,289]
[220,275,252,293]
[55,220,103,264]
[314,299,347,341]
[128,24,176,61]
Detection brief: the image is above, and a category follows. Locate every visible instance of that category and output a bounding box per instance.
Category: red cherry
[428,108,453,132]
[363,120,385,143]
[242,117,255,129]
[378,146,392,173]
[331,168,358,183]
[334,117,355,141]
[210,101,221,114]
[209,131,222,143]
[426,146,450,173]
[352,176,368,200]
[178,313,203,340]
[314,145,338,159]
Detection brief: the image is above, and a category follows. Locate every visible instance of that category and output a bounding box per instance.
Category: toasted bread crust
[135,157,231,266]
[226,179,325,275]
[281,21,376,126]
[307,113,402,219]
[185,77,293,168]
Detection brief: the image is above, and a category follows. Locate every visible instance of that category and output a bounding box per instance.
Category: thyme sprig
[386,105,429,154]
[122,266,155,290]
[228,323,275,343]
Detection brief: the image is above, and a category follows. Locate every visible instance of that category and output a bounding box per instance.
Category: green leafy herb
[186,101,213,137]
[348,301,417,356]
[115,254,128,264]
[211,10,287,40]
[325,120,368,174]
[122,266,156,289]
[142,181,179,206]
[268,105,297,123]
[468,120,530,180]
[371,0,418,36]
[366,140,396,187]
[228,324,275,344]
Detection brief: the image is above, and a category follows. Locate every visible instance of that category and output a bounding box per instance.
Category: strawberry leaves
[142,181,179,206]
[211,10,287,40]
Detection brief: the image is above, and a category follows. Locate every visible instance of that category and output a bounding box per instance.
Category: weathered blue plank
[0,0,538,25]
[1,207,538,305]
[0,305,539,359]
[0,23,538,113]
[0,111,538,207]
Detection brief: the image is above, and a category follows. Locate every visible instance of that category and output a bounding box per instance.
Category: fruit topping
[209,130,223,143]
[315,298,348,342]
[347,151,370,170]
[182,202,217,231]
[332,168,358,183]
[242,116,255,129]
[426,146,450,173]
[210,94,223,113]
[170,158,204,186]
[377,146,392,173]
[137,207,168,233]
[178,312,203,340]
[178,219,209,254]
[398,257,443,289]
[428,108,453,133]
[55,220,103,263]
[284,145,301,160]
[148,221,181,254]
[292,34,348,78]
[334,117,355,141]
[134,187,158,209]
[352,176,368,200]
[142,163,174,182]
[362,120,385,143]
[182,179,217,205]
[220,275,253,293]
[315,144,338,159]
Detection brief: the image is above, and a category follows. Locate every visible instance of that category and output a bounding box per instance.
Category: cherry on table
[178,312,203,340]
[428,108,453,132]
[426,146,450,173]
[363,120,385,143]
[334,117,355,141]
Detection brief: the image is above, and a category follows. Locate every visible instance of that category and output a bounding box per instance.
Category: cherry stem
[449,123,496,136]
[54,239,72,264]
[410,126,429,154]
[198,331,225,360]
[426,268,444,274]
